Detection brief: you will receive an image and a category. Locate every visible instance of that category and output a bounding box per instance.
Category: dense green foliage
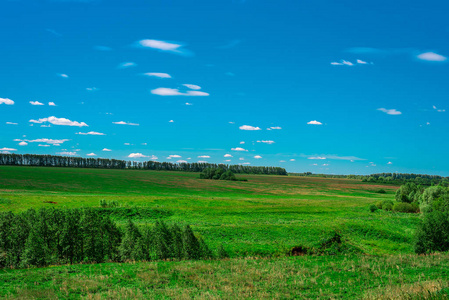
[412,184,449,254]
[0,208,213,268]
[0,153,287,175]
[199,168,247,181]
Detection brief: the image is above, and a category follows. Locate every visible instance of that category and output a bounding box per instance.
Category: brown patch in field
[43,201,58,204]
[290,246,307,256]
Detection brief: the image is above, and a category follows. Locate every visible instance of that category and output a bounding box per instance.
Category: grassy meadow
[0,166,447,299]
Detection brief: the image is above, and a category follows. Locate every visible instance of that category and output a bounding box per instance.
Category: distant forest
[289,172,449,186]
[0,153,287,176]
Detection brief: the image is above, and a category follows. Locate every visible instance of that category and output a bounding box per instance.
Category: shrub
[376,189,386,194]
[375,201,383,209]
[419,186,448,213]
[395,182,419,203]
[392,202,417,213]
[383,202,393,211]
[369,204,378,213]
[414,211,449,254]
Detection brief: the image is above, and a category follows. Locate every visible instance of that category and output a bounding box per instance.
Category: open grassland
[0,166,414,256]
[2,166,444,299]
[1,254,448,299]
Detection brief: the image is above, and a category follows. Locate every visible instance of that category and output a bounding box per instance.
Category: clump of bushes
[369,204,378,213]
[0,208,220,269]
[376,189,386,194]
[199,168,247,181]
[100,199,119,208]
[393,202,419,213]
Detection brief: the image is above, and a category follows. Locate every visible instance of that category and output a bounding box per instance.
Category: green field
[0,166,447,299]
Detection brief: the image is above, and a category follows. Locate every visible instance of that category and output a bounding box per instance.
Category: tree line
[0,153,287,175]
[0,207,224,269]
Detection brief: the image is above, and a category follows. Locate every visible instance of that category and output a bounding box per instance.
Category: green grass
[0,166,442,299]
[0,166,414,256]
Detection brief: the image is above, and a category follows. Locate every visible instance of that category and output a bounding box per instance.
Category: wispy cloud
[433,105,446,112]
[46,29,62,37]
[198,155,210,158]
[224,154,233,157]
[30,101,44,106]
[76,131,105,135]
[231,147,248,151]
[15,138,70,145]
[58,73,69,78]
[112,121,139,126]
[57,152,77,156]
[6,122,18,125]
[377,108,402,115]
[307,120,322,125]
[118,62,137,68]
[86,153,96,156]
[29,116,88,127]
[48,102,56,106]
[151,88,209,96]
[0,98,14,105]
[183,84,201,90]
[304,154,365,161]
[143,73,172,79]
[0,147,17,151]
[267,126,282,130]
[257,140,275,144]
[254,155,262,159]
[128,153,148,158]
[102,148,112,152]
[239,125,261,131]
[137,39,193,56]
[417,52,447,62]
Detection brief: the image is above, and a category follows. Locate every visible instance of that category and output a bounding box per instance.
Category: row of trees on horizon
[0,153,288,175]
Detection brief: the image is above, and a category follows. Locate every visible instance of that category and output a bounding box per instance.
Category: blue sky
[1,0,448,175]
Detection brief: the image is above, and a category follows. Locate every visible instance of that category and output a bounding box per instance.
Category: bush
[200,168,238,181]
[419,186,448,213]
[392,202,418,213]
[383,202,393,211]
[375,201,383,209]
[395,182,419,203]
[369,204,378,213]
[414,211,449,254]
[376,189,386,194]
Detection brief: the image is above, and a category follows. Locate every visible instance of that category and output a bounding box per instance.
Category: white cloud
[229,122,235,124]
[169,120,174,123]
[76,131,106,136]
[18,141,28,146]
[30,101,44,106]
[224,154,233,157]
[304,154,365,161]
[48,102,56,106]
[357,59,368,64]
[112,121,139,126]
[6,122,18,125]
[151,88,209,96]
[177,160,188,163]
[331,62,343,65]
[268,126,282,130]
[387,161,393,165]
[239,125,261,131]
[86,153,96,156]
[124,143,131,145]
[0,147,17,151]
[254,155,262,159]
[231,147,248,151]
[308,156,326,160]
[239,158,244,160]
[377,108,402,115]
[29,116,88,127]
[102,148,112,151]
[137,39,192,56]
[331,60,353,66]
[143,72,172,79]
[183,84,201,90]
[241,162,250,165]
[0,98,14,105]
[417,52,447,62]
[168,155,181,158]
[240,141,245,144]
[118,62,137,68]
[57,152,77,156]
[257,140,275,144]
[86,87,98,91]
[307,120,322,125]
[289,159,296,161]
[198,155,210,158]
[59,74,69,78]
[38,144,50,147]
[224,159,231,162]
[16,138,70,145]
[149,155,158,160]
[433,105,446,112]
[128,153,148,158]
[342,60,353,66]
[185,103,193,106]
